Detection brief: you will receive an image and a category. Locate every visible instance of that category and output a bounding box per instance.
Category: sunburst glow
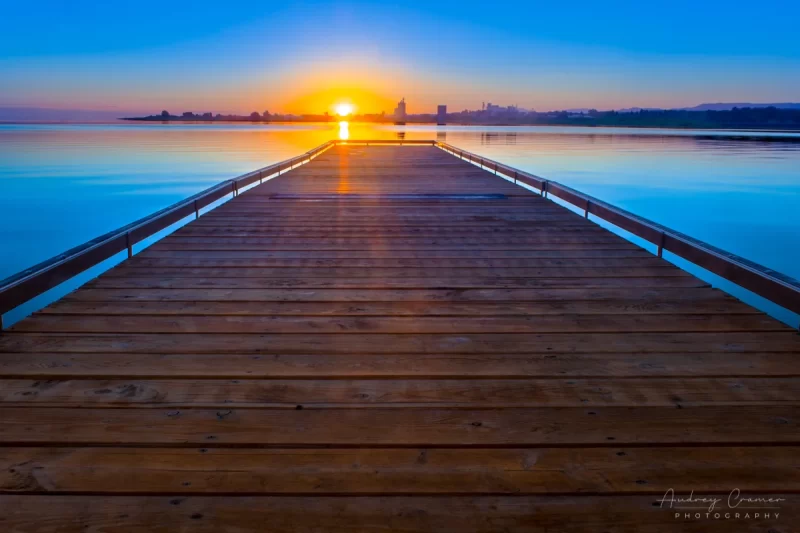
[335,103,354,117]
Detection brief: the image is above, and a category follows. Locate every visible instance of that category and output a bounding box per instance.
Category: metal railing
[436,141,800,320]
[1,137,798,329]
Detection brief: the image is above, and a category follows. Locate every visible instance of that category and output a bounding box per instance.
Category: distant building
[393,98,407,124]
[437,105,447,125]
[485,103,521,115]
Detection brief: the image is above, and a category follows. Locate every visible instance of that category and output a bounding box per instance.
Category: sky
[1,0,799,115]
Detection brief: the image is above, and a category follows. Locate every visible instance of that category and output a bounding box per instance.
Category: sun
[335,103,354,117]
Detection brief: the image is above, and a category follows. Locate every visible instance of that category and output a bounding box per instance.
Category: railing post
[125,232,133,258]
[194,200,199,219]
[585,200,591,219]
[657,232,666,258]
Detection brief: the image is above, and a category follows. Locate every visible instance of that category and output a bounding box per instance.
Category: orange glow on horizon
[283,88,395,116]
[277,74,398,116]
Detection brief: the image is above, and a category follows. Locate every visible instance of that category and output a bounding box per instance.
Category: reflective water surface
[1,122,799,324]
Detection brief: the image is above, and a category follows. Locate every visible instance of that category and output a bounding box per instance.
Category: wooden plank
[12,314,784,334]
[0,494,793,532]
[2,446,798,494]
[40,298,758,317]
[1,352,798,379]
[208,203,562,210]
[0,378,796,407]
[100,267,689,279]
[122,257,674,268]
[139,249,657,258]
[188,216,588,225]
[85,277,708,290]
[172,225,608,235]
[61,287,731,303]
[153,236,632,246]
[0,406,797,445]
[2,332,797,354]
[147,243,641,252]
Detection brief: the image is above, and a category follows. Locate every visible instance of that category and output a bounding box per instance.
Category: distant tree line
[123,107,800,130]
[440,107,800,129]
[127,110,335,122]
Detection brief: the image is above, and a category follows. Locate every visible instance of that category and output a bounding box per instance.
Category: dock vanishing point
[1,141,799,531]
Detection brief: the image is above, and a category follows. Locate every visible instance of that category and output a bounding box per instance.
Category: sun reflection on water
[338,121,349,141]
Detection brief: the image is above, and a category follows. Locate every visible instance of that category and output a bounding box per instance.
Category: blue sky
[1,0,799,114]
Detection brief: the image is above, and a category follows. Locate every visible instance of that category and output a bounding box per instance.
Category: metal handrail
[0,140,335,327]
[436,141,800,317]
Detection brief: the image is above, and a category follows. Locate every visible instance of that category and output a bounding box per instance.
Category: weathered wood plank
[147,242,641,251]
[139,249,657,258]
[12,314,784,334]
[0,378,796,407]
[172,225,608,235]
[2,332,797,354]
[1,352,798,379]
[0,494,793,533]
[40,298,757,316]
[0,406,797,445]
[152,236,633,246]
[85,277,708,289]
[67,287,724,303]
[122,257,674,268]
[188,216,590,226]
[2,446,798,494]
[100,266,689,279]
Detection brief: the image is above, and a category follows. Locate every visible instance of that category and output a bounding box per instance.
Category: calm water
[1,122,799,325]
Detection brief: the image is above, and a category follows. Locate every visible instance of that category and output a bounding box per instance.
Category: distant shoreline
[120,105,800,132]
[4,120,800,137]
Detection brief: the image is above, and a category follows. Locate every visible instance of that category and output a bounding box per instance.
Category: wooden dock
[1,143,799,531]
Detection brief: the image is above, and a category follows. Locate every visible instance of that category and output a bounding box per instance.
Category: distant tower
[437,105,447,126]
[393,98,407,125]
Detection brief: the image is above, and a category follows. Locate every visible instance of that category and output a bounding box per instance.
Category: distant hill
[682,102,800,111]
[615,107,663,113]
[0,107,139,122]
